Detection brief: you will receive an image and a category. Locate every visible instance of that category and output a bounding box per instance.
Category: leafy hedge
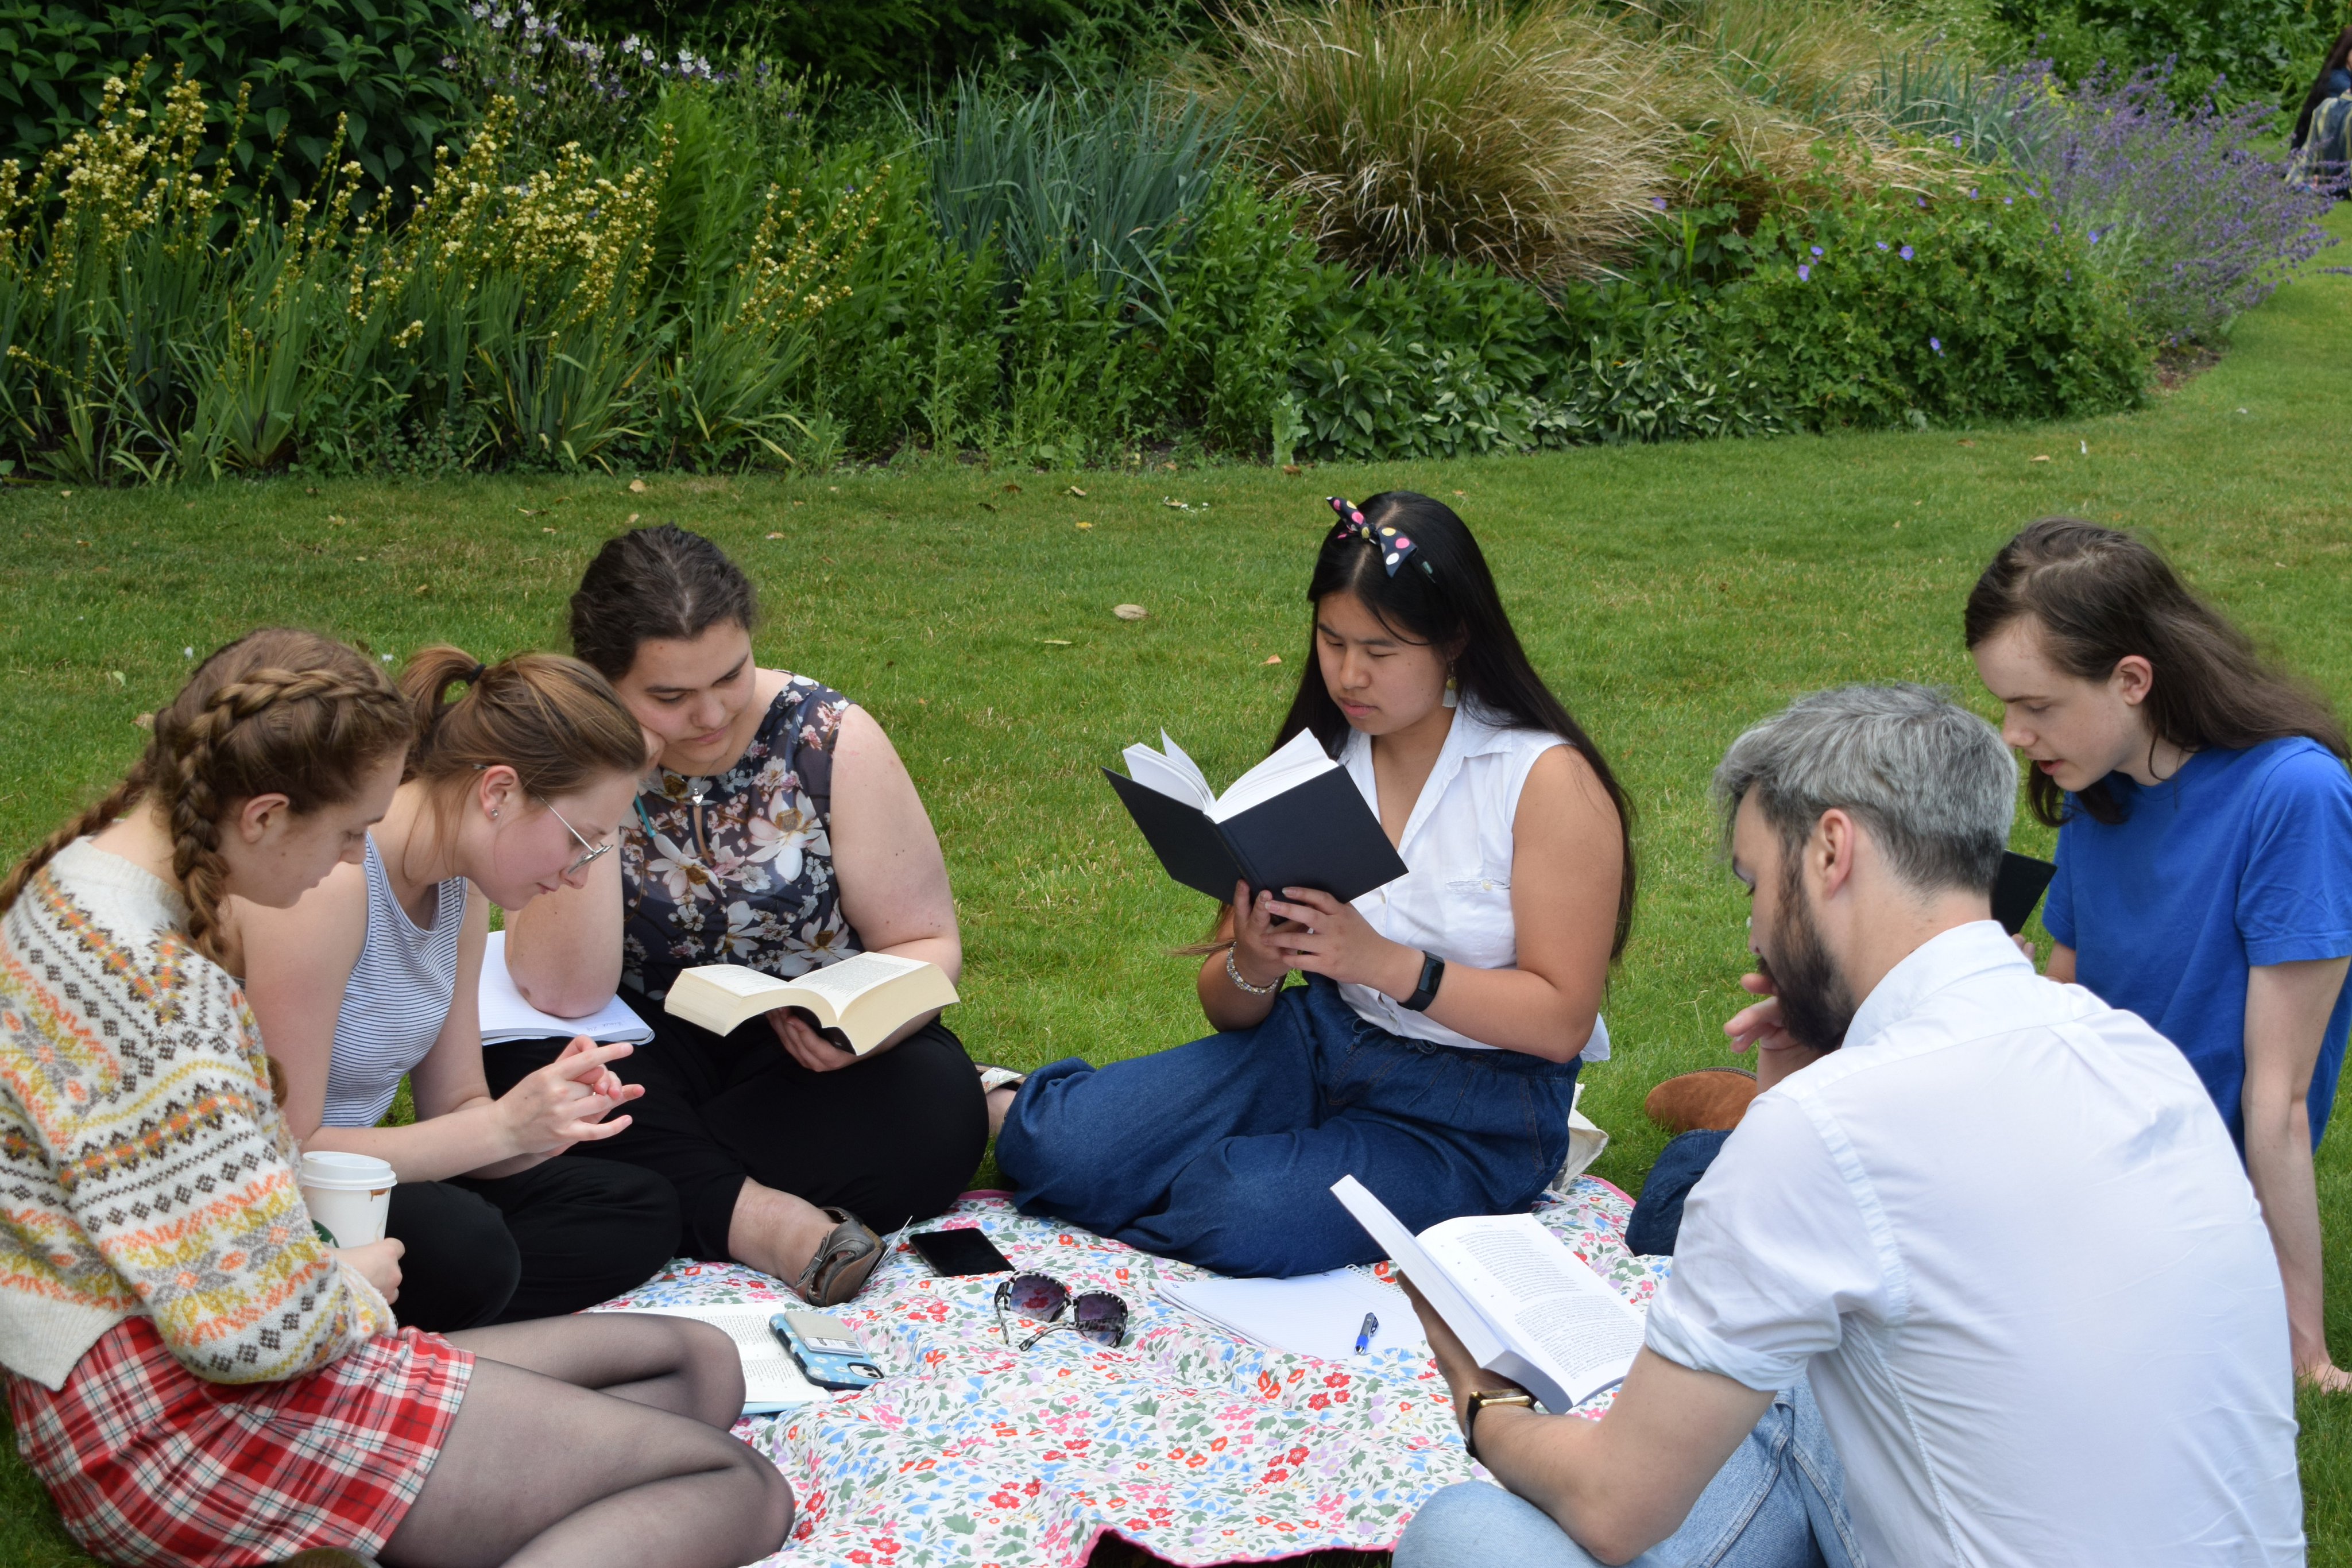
[0,0,475,198]
[1987,0,2346,107]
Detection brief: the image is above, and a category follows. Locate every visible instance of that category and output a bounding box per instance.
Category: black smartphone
[908,1227,1013,1276]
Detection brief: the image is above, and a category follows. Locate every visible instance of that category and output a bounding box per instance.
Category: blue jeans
[1394,1383,1859,1568]
[997,977,1580,1277]
[1624,1129,1732,1257]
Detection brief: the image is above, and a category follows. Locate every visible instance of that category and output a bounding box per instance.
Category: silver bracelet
[1225,947,1282,996]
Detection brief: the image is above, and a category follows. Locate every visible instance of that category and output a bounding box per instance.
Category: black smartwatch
[1402,951,1446,1013]
[1462,1388,1537,1464]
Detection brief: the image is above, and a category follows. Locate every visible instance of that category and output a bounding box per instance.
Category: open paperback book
[1105,729,1407,905]
[477,931,653,1047]
[664,950,957,1055]
[589,1304,826,1415]
[1332,1175,1645,1414]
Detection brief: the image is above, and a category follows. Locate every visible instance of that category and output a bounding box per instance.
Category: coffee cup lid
[297,1150,399,1190]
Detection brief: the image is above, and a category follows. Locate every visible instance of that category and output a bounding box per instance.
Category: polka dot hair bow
[1326,495,1424,577]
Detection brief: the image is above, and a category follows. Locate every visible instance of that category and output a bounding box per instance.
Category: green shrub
[0,0,476,198]
[1985,0,2345,107]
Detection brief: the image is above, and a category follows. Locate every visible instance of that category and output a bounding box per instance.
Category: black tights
[381,1315,793,1568]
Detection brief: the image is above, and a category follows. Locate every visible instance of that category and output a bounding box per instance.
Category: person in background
[1396,684,2300,1568]
[997,493,1631,1277]
[503,524,985,1307]
[231,646,679,1333]
[1967,516,2352,1391]
[0,629,792,1568]
[2292,24,2352,150]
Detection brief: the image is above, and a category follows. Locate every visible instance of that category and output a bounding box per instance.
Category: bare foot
[986,1084,1018,1140]
[2299,1360,2352,1393]
[726,1179,838,1286]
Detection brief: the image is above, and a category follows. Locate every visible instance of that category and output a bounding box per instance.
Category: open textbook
[590,1303,827,1415]
[1105,729,1407,905]
[477,931,654,1046]
[663,950,958,1055]
[1332,1176,1644,1414]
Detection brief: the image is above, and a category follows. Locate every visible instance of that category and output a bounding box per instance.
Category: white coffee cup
[298,1151,397,1249]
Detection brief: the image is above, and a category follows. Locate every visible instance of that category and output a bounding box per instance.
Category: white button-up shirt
[1339,703,1607,1059]
[1645,921,2301,1568]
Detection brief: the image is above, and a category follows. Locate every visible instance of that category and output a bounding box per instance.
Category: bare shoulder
[1519,740,1616,822]
[229,856,371,978]
[832,704,912,779]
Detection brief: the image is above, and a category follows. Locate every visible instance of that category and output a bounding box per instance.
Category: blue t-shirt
[2045,737,2352,1151]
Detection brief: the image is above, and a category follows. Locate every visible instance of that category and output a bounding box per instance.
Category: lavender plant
[2002,64,2336,344]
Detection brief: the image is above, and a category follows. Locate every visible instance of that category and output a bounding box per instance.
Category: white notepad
[1158,1269,1429,1362]
[590,1303,829,1414]
[478,931,653,1046]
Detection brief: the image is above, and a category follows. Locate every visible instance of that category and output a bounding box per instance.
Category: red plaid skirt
[7,1315,473,1568]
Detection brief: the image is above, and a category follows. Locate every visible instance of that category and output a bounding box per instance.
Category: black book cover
[1104,765,1407,905]
[1993,850,2057,935]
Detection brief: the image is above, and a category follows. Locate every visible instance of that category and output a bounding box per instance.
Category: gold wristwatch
[1461,1388,1538,1464]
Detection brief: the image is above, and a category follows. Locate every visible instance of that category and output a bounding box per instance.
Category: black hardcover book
[1105,730,1408,905]
[1992,851,2057,935]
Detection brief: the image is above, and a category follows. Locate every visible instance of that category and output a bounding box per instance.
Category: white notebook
[1159,1268,1429,1362]
[478,931,653,1047]
[591,1303,828,1414]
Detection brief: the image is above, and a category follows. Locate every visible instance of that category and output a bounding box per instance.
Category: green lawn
[5,214,2351,1563]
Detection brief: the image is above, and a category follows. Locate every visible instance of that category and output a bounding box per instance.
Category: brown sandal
[796,1207,883,1307]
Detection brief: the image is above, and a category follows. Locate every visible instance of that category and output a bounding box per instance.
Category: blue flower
[1967,187,1979,198]
[2003,196,2013,204]
[1798,264,1811,281]
[1929,337,1943,354]
[1917,194,1929,207]
[1900,245,1913,260]
[1811,245,1823,257]
[1651,196,1668,211]
[1876,240,1889,251]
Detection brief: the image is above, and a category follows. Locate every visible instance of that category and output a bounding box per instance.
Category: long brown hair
[396,646,648,865]
[1963,517,2348,827]
[2294,24,2352,149]
[0,629,411,968]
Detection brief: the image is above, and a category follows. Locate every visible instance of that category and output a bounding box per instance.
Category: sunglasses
[538,796,615,878]
[994,1272,1129,1351]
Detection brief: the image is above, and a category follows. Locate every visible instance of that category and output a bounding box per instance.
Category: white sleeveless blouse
[1337,704,1611,1060]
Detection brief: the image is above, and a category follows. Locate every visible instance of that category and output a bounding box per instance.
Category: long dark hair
[1963,517,2347,827]
[1276,491,1635,958]
[570,524,760,681]
[2294,25,2352,149]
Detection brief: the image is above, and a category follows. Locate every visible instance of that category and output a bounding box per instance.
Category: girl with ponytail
[231,645,682,1334]
[1,630,792,1568]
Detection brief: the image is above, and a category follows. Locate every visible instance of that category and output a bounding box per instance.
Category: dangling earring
[1441,667,1459,709]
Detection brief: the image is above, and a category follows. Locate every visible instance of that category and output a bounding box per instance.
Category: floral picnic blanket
[597,1177,1670,1568]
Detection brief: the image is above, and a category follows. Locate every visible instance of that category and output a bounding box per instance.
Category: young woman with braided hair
[231,647,679,1333]
[1,630,792,1568]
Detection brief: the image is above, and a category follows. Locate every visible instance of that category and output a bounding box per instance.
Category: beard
[1754,860,1857,1052]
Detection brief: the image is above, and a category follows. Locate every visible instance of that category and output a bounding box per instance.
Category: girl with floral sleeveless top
[502,525,986,1306]
[0,629,790,1568]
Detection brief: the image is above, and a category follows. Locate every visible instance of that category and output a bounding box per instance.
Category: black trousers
[384,1155,680,1333]
[483,1007,988,1263]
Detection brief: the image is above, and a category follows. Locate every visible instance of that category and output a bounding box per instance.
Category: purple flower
[1876,241,1889,251]
[1797,264,1811,281]
[1810,245,1823,257]
[1967,187,1979,198]
[1900,245,1914,260]
[1917,195,1929,207]
[1929,338,1943,354]
[2003,196,2013,204]
[1651,196,1668,211]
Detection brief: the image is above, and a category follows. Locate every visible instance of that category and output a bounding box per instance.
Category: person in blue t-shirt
[1967,517,2352,1393]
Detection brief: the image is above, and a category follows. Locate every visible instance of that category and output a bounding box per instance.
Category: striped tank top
[323,833,466,1128]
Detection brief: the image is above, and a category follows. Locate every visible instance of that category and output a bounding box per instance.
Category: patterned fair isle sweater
[0,839,392,1392]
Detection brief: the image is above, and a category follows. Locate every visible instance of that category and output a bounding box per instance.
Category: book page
[1123,732,1216,811]
[1211,729,1337,823]
[1426,1216,1643,1399]
[786,950,926,1010]
[684,964,794,1000]
[1329,1177,1508,1368]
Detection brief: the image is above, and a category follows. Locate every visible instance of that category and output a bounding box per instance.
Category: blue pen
[1355,1313,1379,1355]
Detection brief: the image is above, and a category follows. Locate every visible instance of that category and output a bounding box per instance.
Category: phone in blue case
[770,1311,885,1391]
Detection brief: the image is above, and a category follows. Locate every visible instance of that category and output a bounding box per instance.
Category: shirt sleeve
[60,974,394,1384]
[2238,746,2352,969]
[2042,826,2077,951]
[1642,1092,1893,1393]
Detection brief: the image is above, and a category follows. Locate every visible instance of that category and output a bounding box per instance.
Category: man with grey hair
[1395,684,2301,1568]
